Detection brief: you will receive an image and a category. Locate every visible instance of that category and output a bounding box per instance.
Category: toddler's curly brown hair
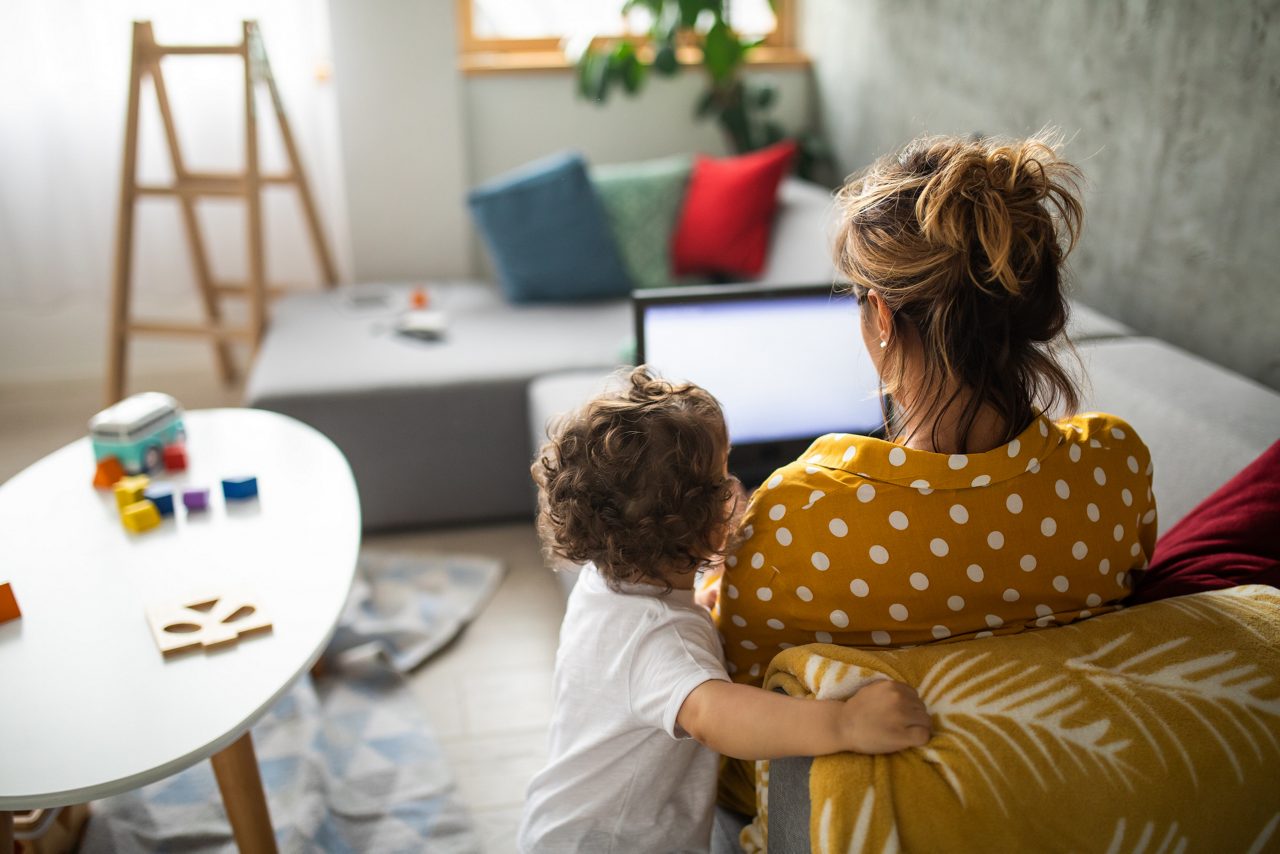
[532,366,737,591]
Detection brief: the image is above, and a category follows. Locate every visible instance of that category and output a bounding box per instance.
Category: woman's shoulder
[1056,412,1154,471]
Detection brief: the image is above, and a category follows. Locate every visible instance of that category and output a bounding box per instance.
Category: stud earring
[879,340,887,349]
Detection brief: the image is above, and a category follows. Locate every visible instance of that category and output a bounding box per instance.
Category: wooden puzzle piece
[121,499,161,533]
[114,474,151,511]
[0,582,20,624]
[93,456,125,489]
[145,589,272,656]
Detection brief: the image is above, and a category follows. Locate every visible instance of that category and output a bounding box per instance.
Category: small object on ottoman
[93,456,125,489]
[467,151,633,303]
[122,500,161,533]
[673,140,797,278]
[144,484,176,517]
[410,287,430,309]
[114,475,150,511]
[0,581,20,623]
[183,487,210,512]
[162,443,188,471]
[222,476,259,501]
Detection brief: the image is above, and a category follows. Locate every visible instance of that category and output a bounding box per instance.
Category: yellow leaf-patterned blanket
[746,585,1280,853]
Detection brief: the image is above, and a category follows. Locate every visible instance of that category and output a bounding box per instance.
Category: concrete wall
[800,0,1280,390]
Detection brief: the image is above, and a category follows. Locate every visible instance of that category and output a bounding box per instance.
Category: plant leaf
[702,19,744,82]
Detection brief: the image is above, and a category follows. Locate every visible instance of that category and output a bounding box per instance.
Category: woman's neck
[893,365,1014,455]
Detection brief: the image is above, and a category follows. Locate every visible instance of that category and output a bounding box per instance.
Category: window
[457,0,802,73]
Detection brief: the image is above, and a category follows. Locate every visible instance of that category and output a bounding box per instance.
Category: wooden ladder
[106,20,338,405]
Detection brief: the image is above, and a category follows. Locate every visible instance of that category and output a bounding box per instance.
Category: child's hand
[840,680,932,754]
[695,566,723,611]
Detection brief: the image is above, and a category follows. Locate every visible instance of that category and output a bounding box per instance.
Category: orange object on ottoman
[672,140,797,278]
[93,456,125,489]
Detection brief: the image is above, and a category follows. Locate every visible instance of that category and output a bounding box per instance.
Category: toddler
[518,367,931,853]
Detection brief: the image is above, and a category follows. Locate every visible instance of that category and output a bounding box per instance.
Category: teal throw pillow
[468,151,633,303]
[592,155,707,290]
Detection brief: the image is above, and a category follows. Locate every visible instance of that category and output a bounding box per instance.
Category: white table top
[0,408,361,809]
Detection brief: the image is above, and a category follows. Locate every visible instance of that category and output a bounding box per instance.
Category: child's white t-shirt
[518,564,730,853]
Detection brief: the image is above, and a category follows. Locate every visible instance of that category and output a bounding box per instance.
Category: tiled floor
[0,368,565,853]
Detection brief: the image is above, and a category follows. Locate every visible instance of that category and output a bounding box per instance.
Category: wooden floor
[0,368,564,853]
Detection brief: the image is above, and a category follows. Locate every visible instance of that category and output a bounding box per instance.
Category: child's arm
[677,678,930,760]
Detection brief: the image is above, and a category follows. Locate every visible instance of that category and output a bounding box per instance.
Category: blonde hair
[834,131,1084,450]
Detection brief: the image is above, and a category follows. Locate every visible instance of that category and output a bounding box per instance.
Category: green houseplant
[572,0,830,181]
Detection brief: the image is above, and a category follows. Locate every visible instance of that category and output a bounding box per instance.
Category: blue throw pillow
[467,152,634,303]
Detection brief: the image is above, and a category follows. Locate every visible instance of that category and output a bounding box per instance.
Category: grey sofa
[246,179,840,529]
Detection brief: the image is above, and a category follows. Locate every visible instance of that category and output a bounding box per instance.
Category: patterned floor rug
[79,551,506,854]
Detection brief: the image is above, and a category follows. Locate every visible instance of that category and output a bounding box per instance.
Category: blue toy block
[144,484,176,517]
[222,476,259,501]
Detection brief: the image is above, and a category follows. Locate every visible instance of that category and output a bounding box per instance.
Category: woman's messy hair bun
[834,130,1085,449]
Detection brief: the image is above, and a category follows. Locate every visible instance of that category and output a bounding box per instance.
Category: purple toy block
[182,487,210,512]
[144,484,176,517]
[221,476,259,501]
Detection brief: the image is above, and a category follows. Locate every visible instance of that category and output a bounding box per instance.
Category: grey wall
[801,0,1280,390]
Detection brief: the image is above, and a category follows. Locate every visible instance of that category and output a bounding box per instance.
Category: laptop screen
[634,284,885,448]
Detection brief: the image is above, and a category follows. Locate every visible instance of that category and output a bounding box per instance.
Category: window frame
[456,0,804,74]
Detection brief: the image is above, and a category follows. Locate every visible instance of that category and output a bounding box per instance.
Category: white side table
[0,409,361,852]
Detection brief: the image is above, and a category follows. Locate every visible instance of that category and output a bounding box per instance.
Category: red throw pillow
[1128,439,1280,604]
[672,140,797,278]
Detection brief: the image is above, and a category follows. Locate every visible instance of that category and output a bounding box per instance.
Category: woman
[711,133,1157,810]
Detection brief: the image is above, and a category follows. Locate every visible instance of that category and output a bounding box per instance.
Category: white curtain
[0,1,350,312]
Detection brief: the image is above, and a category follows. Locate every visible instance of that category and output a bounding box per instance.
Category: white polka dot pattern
[714,413,1156,684]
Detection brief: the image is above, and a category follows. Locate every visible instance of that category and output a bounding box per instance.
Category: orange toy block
[121,499,161,533]
[410,287,430,309]
[0,581,20,623]
[113,474,150,511]
[93,456,125,489]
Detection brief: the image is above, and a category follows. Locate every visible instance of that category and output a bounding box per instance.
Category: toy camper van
[89,392,185,474]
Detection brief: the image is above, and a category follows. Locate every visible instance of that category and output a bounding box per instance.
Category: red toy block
[162,443,188,471]
[0,582,20,624]
[93,456,126,489]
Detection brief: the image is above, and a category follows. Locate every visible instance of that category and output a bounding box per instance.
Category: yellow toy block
[114,474,151,511]
[122,499,161,533]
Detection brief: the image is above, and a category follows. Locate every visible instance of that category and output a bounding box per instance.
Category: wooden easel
[106,20,338,405]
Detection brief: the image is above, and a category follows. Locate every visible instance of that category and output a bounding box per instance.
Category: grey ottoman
[246,282,632,530]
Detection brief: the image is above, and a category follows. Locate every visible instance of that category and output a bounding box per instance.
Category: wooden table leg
[1,810,13,854]
[210,732,278,854]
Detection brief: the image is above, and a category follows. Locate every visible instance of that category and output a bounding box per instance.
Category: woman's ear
[866,290,894,346]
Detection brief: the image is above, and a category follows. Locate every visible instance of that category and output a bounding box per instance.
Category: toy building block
[162,442,188,471]
[145,589,272,656]
[410,287,430,309]
[144,484,176,517]
[222,476,259,501]
[182,487,210,511]
[121,500,161,533]
[0,581,20,624]
[113,474,151,511]
[93,456,126,489]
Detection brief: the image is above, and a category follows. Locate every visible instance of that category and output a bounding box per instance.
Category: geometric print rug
[79,551,506,853]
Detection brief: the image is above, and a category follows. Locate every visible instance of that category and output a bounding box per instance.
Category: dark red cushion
[672,140,797,278]
[1128,440,1280,604]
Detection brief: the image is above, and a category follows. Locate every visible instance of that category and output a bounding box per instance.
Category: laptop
[633,283,887,486]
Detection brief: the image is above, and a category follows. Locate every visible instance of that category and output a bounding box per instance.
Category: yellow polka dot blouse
[713,412,1158,684]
